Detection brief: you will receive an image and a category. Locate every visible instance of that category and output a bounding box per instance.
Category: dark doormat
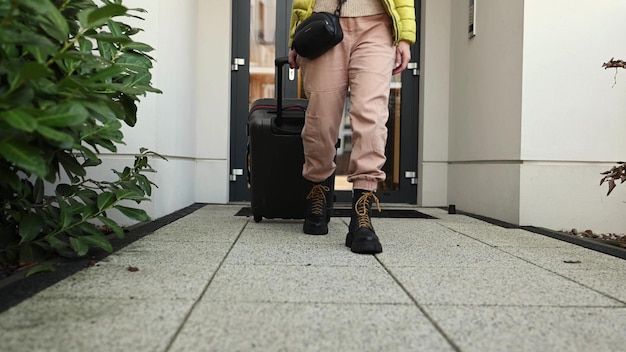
[235,207,437,219]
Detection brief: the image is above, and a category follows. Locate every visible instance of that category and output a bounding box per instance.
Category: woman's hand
[392,41,411,75]
[288,49,299,69]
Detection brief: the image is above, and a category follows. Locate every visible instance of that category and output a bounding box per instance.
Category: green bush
[0,0,163,275]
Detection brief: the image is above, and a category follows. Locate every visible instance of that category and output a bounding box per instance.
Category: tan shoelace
[306,184,330,215]
[354,191,381,229]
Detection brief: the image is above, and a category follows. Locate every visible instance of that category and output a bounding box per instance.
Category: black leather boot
[303,181,331,235]
[345,189,382,254]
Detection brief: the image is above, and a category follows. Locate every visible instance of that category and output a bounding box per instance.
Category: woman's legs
[299,14,395,246]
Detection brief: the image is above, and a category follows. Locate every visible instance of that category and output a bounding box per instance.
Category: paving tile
[225,242,377,266]
[101,239,232,267]
[429,213,494,225]
[424,305,626,352]
[37,264,214,300]
[377,243,532,267]
[439,223,572,248]
[559,269,626,303]
[390,266,622,307]
[237,218,347,245]
[37,240,226,300]
[170,302,455,352]
[499,246,626,272]
[188,204,246,217]
[0,297,191,352]
[148,216,248,242]
[204,264,412,304]
[371,219,486,247]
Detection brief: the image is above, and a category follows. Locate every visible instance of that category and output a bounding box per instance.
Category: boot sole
[350,241,382,254]
[345,232,382,254]
[303,223,328,235]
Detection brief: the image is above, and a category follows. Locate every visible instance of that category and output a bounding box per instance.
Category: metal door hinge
[232,58,246,71]
[230,168,244,181]
[405,171,418,185]
[407,62,419,76]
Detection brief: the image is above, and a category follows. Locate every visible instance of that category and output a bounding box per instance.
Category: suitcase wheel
[253,213,262,222]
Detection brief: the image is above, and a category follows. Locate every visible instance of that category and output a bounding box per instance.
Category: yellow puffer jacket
[289,0,416,47]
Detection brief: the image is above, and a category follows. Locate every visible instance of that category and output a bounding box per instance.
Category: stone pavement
[1,204,625,351]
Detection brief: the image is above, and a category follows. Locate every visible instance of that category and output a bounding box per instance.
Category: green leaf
[0,141,47,177]
[79,4,127,29]
[84,65,127,83]
[81,202,98,220]
[2,109,38,132]
[98,216,125,239]
[19,62,52,82]
[136,174,153,196]
[114,205,150,222]
[97,41,117,61]
[119,94,137,126]
[97,192,117,211]
[26,265,57,277]
[115,188,138,200]
[82,233,113,253]
[59,200,73,228]
[0,29,55,47]
[78,222,105,237]
[78,36,94,54]
[57,152,87,177]
[21,0,70,42]
[55,183,75,197]
[122,42,154,52]
[83,101,117,122]
[107,19,123,36]
[46,236,68,251]
[19,214,44,243]
[69,237,89,256]
[36,125,75,147]
[77,189,98,204]
[87,33,132,44]
[38,103,90,127]
[33,178,44,204]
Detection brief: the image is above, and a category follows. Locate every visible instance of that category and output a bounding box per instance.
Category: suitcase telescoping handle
[274,57,290,126]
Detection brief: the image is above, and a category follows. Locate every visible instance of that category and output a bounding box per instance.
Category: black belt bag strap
[292,0,346,59]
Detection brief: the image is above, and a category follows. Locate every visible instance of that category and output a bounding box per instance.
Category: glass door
[249,0,276,106]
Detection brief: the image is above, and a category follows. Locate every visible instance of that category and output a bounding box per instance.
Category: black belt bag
[292,0,346,59]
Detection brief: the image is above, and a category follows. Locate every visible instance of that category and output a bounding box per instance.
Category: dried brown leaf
[607,179,616,195]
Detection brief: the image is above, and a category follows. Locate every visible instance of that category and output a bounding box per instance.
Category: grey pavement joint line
[374,255,462,352]
[163,217,251,351]
[439,224,626,307]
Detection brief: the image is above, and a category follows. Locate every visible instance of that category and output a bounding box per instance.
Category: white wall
[519,0,626,232]
[418,0,451,206]
[447,0,525,224]
[194,0,232,204]
[94,0,232,225]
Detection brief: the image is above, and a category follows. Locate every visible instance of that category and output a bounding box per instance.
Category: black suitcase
[247,57,334,223]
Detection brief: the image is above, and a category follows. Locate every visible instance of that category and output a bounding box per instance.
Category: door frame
[229,0,421,205]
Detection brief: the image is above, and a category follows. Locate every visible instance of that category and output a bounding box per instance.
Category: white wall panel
[521,0,626,161]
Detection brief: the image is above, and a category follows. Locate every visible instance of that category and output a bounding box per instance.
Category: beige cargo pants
[298,14,396,191]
